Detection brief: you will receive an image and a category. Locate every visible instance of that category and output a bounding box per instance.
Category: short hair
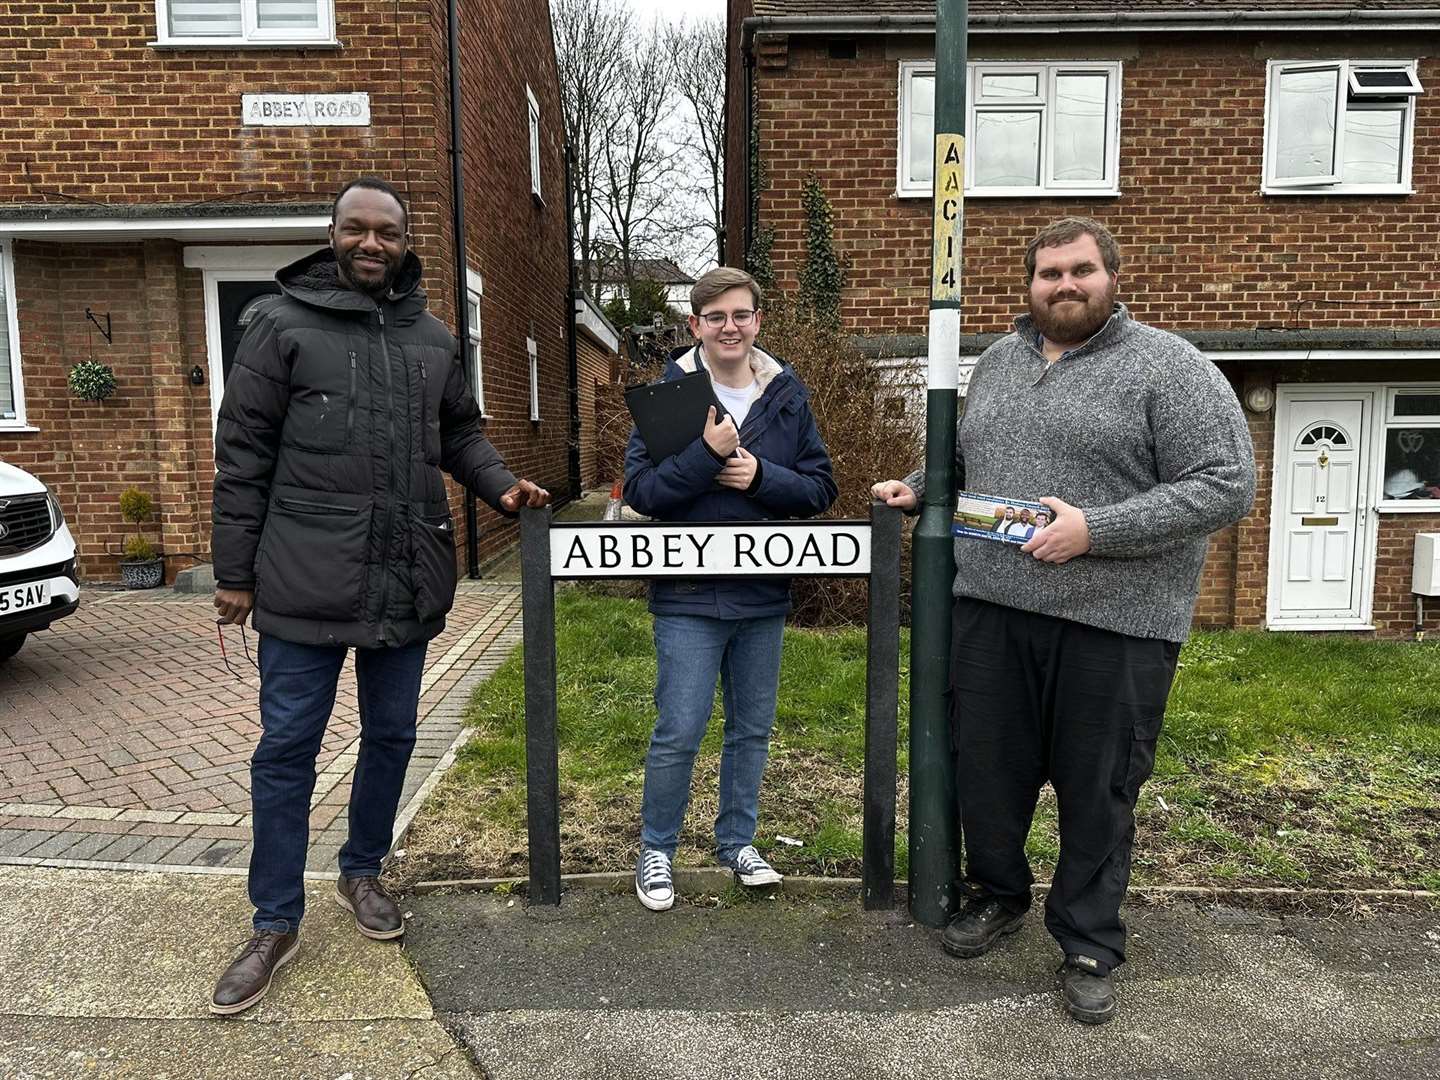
[332,177,408,231]
[690,266,763,315]
[1023,216,1120,282]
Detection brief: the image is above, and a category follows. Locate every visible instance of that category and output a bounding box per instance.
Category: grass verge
[391,590,1439,893]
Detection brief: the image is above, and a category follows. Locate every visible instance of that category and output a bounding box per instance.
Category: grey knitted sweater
[906,304,1255,642]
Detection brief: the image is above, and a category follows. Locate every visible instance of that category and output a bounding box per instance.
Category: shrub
[761,301,921,626]
[68,361,117,402]
[122,535,157,562]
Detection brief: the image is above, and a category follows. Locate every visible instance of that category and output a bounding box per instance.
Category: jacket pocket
[411,510,457,622]
[417,353,444,464]
[255,492,373,623]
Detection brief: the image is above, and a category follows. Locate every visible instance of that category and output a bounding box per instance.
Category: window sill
[1263,185,1413,197]
[0,425,40,434]
[148,39,341,51]
[1267,620,1374,632]
[895,187,1120,200]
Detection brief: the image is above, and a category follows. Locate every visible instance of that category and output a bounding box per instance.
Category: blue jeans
[641,613,787,859]
[249,634,427,933]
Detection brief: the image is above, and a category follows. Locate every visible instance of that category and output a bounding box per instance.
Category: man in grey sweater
[874,217,1254,1024]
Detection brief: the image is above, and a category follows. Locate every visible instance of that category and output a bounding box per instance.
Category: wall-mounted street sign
[241,93,371,127]
[550,521,870,578]
[520,507,902,911]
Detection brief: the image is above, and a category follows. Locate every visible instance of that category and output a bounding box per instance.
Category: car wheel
[0,633,26,662]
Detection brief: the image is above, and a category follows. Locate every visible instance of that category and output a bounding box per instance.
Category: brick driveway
[0,581,521,873]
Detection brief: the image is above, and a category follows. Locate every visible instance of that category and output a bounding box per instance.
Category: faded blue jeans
[249,634,427,933]
[641,613,787,859]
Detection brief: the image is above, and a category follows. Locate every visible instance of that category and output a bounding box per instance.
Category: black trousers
[948,597,1180,972]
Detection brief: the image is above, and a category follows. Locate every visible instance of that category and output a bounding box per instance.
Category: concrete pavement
[405,884,1440,1080]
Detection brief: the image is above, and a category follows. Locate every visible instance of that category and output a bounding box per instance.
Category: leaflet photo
[953,490,1052,546]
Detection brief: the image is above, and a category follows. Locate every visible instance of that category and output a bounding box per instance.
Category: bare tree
[669,17,727,267]
[551,0,629,300]
[599,21,680,294]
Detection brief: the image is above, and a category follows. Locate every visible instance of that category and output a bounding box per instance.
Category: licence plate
[0,581,49,615]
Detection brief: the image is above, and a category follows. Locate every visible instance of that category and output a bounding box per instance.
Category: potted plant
[69,360,117,403]
[118,488,164,589]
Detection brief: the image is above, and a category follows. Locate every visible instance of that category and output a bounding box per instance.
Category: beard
[336,246,402,298]
[1028,279,1116,346]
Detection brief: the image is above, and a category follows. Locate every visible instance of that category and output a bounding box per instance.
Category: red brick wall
[745,31,1438,336]
[724,0,755,267]
[575,334,615,489]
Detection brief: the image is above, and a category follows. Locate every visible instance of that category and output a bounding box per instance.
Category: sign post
[519,504,902,909]
[909,0,967,928]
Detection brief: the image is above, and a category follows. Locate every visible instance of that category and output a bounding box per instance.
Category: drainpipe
[447,0,479,578]
[742,49,755,266]
[564,143,582,500]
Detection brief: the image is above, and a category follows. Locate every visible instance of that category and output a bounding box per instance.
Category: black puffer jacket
[212,248,517,648]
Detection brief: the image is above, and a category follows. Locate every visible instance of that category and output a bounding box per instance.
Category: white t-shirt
[713,380,757,429]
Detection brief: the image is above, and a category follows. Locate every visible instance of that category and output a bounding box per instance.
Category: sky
[627,0,726,27]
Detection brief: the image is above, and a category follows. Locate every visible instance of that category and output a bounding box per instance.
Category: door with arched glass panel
[1270,392,1373,626]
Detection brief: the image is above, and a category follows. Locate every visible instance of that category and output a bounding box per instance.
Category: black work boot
[335,876,405,940]
[940,897,1026,958]
[1059,953,1116,1024]
[209,929,300,1016]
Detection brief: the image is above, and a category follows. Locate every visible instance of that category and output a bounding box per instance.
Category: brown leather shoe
[335,875,404,940]
[209,929,299,1016]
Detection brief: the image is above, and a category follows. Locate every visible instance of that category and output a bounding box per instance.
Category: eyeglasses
[698,309,757,329]
[216,619,259,680]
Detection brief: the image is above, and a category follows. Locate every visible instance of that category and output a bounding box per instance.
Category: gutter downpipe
[565,143,582,501]
[446,0,479,578]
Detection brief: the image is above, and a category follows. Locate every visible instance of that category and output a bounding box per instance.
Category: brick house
[0,0,589,583]
[726,0,1440,636]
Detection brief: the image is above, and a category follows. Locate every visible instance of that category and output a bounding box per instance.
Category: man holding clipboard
[622,267,837,912]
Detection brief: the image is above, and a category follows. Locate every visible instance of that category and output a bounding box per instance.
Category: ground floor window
[1381,388,1440,504]
[0,239,24,426]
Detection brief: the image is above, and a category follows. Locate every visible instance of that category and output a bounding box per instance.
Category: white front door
[1269,391,1374,627]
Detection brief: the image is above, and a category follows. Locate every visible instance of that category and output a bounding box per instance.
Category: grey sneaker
[635,847,675,911]
[721,845,783,886]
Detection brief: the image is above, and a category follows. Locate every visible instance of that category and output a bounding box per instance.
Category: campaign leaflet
[953,491,1052,546]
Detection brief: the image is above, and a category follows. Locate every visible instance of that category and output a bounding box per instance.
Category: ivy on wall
[797,175,843,328]
[745,82,775,291]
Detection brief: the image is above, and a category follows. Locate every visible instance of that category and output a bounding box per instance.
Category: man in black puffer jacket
[208,178,549,1016]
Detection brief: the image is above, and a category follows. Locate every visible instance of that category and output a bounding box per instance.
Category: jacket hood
[276,247,428,316]
[670,343,789,402]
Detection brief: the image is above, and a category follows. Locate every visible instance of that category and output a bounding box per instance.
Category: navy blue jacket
[623,345,838,618]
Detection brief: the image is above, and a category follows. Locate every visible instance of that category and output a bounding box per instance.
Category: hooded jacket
[623,344,837,618]
[211,247,517,648]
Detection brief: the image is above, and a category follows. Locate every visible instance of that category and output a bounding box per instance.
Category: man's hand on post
[702,406,739,458]
[214,588,255,627]
[1022,497,1091,563]
[870,480,917,511]
[716,446,759,490]
[500,479,551,512]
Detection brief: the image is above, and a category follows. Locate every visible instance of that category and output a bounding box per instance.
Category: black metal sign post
[518,503,902,910]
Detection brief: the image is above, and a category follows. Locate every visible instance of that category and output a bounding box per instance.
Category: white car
[0,460,80,663]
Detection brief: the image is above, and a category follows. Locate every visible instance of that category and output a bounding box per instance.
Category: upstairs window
[899,60,1122,198]
[465,269,486,417]
[154,0,335,46]
[527,85,543,200]
[1264,60,1421,194]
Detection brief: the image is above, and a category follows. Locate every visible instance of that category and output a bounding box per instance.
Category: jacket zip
[347,350,357,442]
[376,306,396,641]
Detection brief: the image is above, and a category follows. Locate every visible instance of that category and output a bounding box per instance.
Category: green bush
[119,488,154,525]
[122,535,157,562]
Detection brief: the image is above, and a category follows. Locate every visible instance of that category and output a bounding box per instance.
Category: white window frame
[897,59,1122,199]
[527,335,540,421]
[465,268,487,417]
[1376,385,1440,513]
[527,85,543,200]
[0,239,30,431]
[151,0,336,48]
[1262,59,1420,196]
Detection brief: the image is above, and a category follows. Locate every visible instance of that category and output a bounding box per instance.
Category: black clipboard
[625,370,726,464]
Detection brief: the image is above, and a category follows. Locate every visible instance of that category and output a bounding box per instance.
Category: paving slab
[406,887,1440,1080]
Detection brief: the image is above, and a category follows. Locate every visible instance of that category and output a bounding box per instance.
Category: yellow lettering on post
[931,133,965,302]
